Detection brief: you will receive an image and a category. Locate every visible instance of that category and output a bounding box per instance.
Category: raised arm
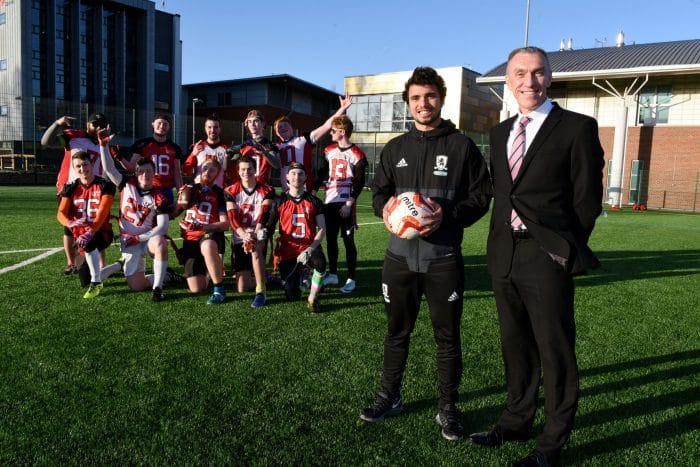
[98,127,123,186]
[309,92,353,143]
[41,116,75,147]
[260,141,281,169]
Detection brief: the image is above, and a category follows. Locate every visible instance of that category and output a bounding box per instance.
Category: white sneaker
[322,273,338,286]
[340,278,356,293]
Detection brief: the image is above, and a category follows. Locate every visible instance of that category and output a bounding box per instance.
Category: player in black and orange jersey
[275,162,326,313]
[316,115,368,293]
[98,127,177,302]
[122,114,183,206]
[56,149,120,299]
[183,114,230,188]
[42,112,110,275]
[175,159,228,305]
[234,110,280,187]
[224,156,275,308]
[273,92,353,193]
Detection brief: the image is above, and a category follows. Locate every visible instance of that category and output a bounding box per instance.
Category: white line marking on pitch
[0,248,63,275]
[0,221,387,275]
[0,248,62,254]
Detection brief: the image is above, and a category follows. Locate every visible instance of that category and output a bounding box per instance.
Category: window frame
[637,85,672,125]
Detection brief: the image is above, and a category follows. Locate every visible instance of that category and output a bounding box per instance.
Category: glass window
[0,105,8,116]
[380,100,393,122]
[0,59,6,71]
[392,101,405,120]
[380,121,393,132]
[347,93,414,132]
[0,13,7,25]
[638,85,672,125]
[356,102,369,123]
[368,102,380,119]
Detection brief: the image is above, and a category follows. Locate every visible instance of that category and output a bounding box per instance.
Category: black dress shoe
[469,426,529,447]
[512,450,557,467]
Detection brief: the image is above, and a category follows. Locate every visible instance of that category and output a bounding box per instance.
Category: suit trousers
[491,235,578,456]
[380,252,464,409]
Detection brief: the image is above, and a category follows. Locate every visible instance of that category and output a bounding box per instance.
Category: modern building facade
[477,37,700,211]
[0,0,181,167]
[344,66,502,184]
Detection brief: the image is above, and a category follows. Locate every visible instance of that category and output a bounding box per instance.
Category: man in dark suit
[469,47,604,466]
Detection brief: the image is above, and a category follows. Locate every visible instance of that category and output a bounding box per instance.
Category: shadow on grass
[572,410,700,462]
[328,249,700,298]
[572,348,700,462]
[578,249,700,286]
[402,349,699,458]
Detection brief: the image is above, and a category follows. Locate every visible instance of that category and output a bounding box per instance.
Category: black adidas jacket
[371,119,492,272]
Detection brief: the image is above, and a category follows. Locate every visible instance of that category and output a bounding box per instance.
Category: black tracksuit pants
[379,251,464,409]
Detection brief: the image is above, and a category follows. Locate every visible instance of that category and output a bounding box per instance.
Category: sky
[157,0,700,93]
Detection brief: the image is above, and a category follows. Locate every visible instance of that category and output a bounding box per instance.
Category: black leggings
[324,202,357,279]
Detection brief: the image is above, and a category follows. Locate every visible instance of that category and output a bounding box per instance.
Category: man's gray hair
[507,46,552,74]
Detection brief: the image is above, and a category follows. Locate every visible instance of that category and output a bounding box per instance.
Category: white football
[386,191,437,239]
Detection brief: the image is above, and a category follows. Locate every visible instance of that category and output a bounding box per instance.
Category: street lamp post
[14,97,25,160]
[192,98,203,146]
[32,97,36,157]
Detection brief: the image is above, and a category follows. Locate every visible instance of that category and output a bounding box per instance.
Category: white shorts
[120,240,148,277]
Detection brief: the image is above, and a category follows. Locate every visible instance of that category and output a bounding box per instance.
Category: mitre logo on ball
[386,191,437,240]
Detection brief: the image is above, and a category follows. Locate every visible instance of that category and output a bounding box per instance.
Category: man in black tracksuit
[360,67,492,441]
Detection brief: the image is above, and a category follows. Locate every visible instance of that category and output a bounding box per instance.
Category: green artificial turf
[0,186,698,464]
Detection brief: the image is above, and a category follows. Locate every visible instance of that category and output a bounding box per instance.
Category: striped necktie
[509,116,531,230]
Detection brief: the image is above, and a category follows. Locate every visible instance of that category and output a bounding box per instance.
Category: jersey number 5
[291,213,307,239]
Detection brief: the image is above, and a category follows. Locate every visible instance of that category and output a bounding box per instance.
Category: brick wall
[600,126,700,210]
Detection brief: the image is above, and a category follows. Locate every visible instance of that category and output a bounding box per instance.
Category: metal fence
[2,94,698,212]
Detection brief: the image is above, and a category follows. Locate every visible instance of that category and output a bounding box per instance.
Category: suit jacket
[487,102,604,276]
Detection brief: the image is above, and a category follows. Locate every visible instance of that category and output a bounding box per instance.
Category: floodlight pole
[524,0,531,46]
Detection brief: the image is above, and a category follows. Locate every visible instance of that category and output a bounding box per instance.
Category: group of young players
[47,93,368,312]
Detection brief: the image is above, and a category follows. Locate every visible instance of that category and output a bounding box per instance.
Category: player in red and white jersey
[316,115,368,293]
[57,150,119,299]
[273,92,353,193]
[275,162,326,313]
[224,156,275,307]
[122,114,183,206]
[183,114,230,188]
[232,110,280,186]
[175,158,229,304]
[42,112,109,275]
[98,127,175,302]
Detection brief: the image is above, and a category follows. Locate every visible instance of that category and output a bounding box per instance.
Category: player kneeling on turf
[174,159,229,305]
[57,149,119,298]
[224,155,275,308]
[99,127,175,302]
[275,162,327,313]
